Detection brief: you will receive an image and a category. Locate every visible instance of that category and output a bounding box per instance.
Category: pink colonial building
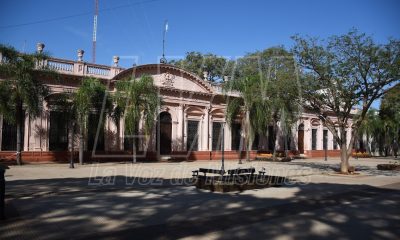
[0,44,355,163]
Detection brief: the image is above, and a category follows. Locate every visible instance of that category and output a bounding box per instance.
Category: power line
[0,0,162,29]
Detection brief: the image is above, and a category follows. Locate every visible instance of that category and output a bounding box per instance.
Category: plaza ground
[1,157,400,239]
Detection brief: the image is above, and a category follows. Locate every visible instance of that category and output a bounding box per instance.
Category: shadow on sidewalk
[1,176,399,240]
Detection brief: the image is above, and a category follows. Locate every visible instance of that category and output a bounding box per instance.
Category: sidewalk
[1,158,399,240]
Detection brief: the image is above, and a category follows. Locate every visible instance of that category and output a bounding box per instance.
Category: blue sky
[1,0,399,68]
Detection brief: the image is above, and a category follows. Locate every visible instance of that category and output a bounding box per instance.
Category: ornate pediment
[113,64,213,94]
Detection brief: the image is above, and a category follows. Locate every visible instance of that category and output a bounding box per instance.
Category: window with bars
[124,122,139,151]
[212,122,222,151]
[231,123,241,150]
[268,126,275,151]
[285,135,291,150]
[49,111,68,151]
[252,133,259,150]
[187,120,199,151]
[333,137,338,150]
[1,119,24,151]
[323,129,328,150]
[312,129,317,150]
[87,113,105,151]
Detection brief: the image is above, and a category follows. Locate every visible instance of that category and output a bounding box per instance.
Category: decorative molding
[311,118,321,126]
[161,71,175,87]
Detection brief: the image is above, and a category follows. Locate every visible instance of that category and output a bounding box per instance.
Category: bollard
[0,164,9,220]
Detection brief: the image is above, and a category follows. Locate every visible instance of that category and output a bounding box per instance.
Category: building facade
[0,45,354,162]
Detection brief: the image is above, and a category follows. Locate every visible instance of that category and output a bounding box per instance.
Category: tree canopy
[292,30,400,172]
[169,52,230,82]
[114,74,160,163]
[74,77,112,164]
[225,46,301,160]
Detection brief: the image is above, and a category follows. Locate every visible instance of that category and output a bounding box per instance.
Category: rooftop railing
[44,58,123,79]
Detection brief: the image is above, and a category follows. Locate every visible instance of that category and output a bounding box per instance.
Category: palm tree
[358,109,380,155]
[74,77,112,165]
[269,75,301,160]
[0,45,50,165]
[225,47,301,161]
[225,75,271,162]
[114,74,159,163]
[47,92,77,168]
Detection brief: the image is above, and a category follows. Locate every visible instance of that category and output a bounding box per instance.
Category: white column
[224,122,231,151]
[120,117,125,151]
[183,114,188,151]
[275,122,282,150]
[176,104,184,151]
[44,110,50,151]
[138,114,144,151]
[23,112,29,151]
[317,124,323,150]
[30,115,43,151]
[292,124,298,151]
[327,129,333,150]
[304,119,311,151]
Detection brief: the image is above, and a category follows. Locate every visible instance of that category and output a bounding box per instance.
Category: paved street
[1,157,400,239]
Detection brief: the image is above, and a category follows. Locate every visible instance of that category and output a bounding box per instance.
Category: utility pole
[160,20,168,63]
[92,0,99,63]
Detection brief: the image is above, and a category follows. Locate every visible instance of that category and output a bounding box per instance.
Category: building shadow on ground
[1,175,399,240]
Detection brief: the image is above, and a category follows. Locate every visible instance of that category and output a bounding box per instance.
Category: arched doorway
[298,123,304,154]
[157,112,172,155]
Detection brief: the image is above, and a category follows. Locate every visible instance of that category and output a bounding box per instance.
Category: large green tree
[292,30,400,173]
[170,52,229,82]
[114,74,159,163]
[358,109,381,154]
[0,45,50,165]
[225,75,269,162]
[378,84,400,155]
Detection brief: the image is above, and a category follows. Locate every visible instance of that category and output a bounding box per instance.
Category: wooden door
[298,129,304,154]
[158,112,172,155]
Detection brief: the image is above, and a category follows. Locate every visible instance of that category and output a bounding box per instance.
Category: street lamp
[221,122,225,175]
[63,87,75,169]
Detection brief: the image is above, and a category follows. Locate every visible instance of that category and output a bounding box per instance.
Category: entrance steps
[160,156,172,162]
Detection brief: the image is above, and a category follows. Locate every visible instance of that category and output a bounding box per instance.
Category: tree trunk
[340,142,349,173]
[272,122,278,161]
[69,121,74,168]
[284,133,288,158]
[132,138,137,163]
[116,121,121,151]
[245,110,251,162]
[15,103,23,166]
[79,126,84,165]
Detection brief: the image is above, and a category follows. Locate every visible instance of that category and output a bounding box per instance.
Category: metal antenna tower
[92,0,99,63]
[160,20,168,63]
